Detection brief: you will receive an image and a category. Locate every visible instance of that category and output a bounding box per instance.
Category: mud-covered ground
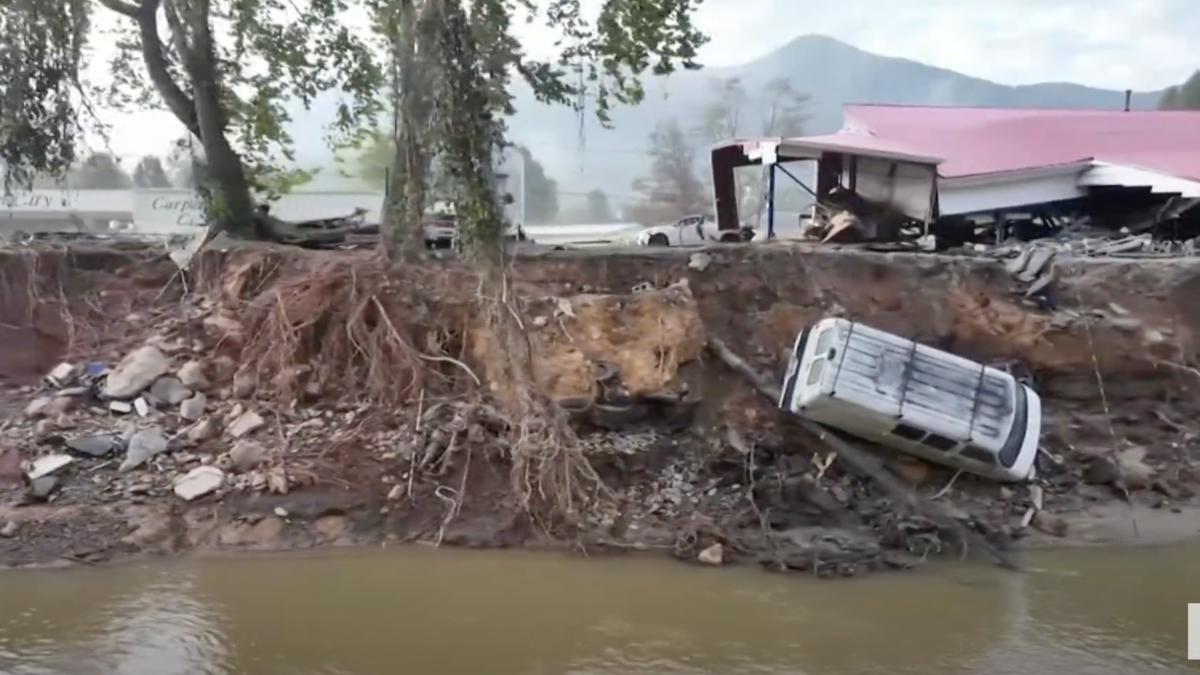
[2,242,1200,575]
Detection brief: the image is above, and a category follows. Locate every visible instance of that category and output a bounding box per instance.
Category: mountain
[296,34,1162,206]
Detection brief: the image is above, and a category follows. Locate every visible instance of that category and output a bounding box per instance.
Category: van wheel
[719,233,740,243]
[647,233,669,246]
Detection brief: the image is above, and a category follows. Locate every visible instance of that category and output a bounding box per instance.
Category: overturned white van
[778,318,1041,482]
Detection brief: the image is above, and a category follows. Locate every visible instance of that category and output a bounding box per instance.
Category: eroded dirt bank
[1,243,1198,575]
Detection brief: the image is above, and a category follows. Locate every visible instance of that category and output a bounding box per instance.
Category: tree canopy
[1159,70,1200,110]
[584,189,614,222]
[695,76,810,223]
[1,0,708,242]
[132,155,172,187]
[626,119,708,225]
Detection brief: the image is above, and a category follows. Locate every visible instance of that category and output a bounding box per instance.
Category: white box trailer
[778,318,1041,482]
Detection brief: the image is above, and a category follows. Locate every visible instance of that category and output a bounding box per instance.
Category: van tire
[646,233,669,246]
[719,232,740,243]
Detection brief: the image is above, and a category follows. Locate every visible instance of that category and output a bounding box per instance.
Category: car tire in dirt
[647,233,669,246]
[719,233,742,243]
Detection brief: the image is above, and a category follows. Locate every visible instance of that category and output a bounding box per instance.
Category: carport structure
[709,134,943,238]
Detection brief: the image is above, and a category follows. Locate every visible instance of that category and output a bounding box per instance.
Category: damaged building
[712,105,1200,251]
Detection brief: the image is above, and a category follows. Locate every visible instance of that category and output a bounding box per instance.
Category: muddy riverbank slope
[1,243,1198,575]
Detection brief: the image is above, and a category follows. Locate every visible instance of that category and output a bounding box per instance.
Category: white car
[422,216,457,249]
[635,215,753,246]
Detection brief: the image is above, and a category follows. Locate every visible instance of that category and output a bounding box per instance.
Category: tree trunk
[127,0,257,238]
[192,75,258,237]
[380,0,429,259]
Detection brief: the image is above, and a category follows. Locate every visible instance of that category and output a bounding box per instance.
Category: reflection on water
[0,544,1195,675]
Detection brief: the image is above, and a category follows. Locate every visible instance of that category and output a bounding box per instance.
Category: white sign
[131,189,207,233]
[1,191,73,211]
[1190,603,1199,659]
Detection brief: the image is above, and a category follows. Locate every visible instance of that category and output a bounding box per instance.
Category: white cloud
[95,0,1200,162]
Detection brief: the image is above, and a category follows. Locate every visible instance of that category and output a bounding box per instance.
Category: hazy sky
[99,0,1199,161]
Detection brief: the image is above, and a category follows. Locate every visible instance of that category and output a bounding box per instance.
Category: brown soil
[1,242,1199,576]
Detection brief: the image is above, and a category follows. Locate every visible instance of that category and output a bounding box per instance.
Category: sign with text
[1191,604,1199,659]
[1,190,79,212]
[131,189,207,233]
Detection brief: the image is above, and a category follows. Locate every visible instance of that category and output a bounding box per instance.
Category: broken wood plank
[707,337,1022,572]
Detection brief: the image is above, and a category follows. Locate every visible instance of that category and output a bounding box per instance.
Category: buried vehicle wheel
[646,233,670,246]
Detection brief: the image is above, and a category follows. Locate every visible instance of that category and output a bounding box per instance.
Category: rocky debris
[0,520,17,538]
[119,427,170,472]
[109,401,133,415]
[697,542,723,565]
[26,454,74,481]
[25,397,52,418]
[102,346,171,399]
[186,418,217,443]
[149,376,192,406]
[688,252,712,272]
[27,475,60,501]
[174,466,224,501]
[227,411,265,438]
[66,434,123,458]
[229,440,267,473]
[180,394,206,422]
[177,361,210,390]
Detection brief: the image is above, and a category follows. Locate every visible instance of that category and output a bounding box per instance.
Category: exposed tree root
[218,253,461,407]
[474,269,609,529]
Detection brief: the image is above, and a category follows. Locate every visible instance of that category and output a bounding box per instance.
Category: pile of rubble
[0,345,282,504]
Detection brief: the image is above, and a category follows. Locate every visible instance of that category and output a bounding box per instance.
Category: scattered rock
[24,396,52,418]
[177,361,210,390]
[229,439,267,473]
[1117,446,1155,490]
[688,252,712,272]
[274,507,289,518]
[387,484,403,500]
[27,475,60,501]
[26,454,74,481]
[0,521,17,538]
[227,411,265,438]
[66,433,123,458]
[180,393,206,422]
[134,397,151,417]
[207,356,237,385]
[47,396,75,416]
[109,401,133,415]
[32,419,57,441]
[697,543,724,565]
[186,418,218,443]
[1031,511,1069,537]
[103,346,171,399]
[174,466,224,501]
[1083,456,1120,486]
[119,426,170,472]
[231,368,255,398]
[46,362,77,387]
[150,376,193,405]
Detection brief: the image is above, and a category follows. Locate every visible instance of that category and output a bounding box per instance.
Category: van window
[923,433,957,451]
[814,328,833,354]
[807,358,826,385]
[890,423,926,441]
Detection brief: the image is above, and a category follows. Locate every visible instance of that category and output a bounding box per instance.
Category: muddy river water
[0,544,1196,675]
